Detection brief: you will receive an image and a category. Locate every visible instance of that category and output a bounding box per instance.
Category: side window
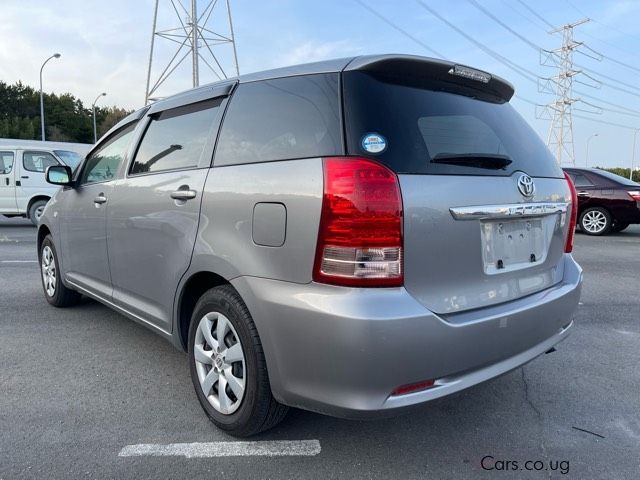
[23,151,59,173]
[130,98,221,175]
[0,151,14,174]
[215,73,342,166]
[80,123,136,185]
[573,174,594,187]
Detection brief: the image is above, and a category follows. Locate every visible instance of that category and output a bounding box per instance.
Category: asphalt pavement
[1,216,638,479]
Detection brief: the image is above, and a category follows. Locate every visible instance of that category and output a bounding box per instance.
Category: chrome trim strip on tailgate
[450,202,568,221]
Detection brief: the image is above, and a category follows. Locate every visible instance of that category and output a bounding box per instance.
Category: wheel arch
[27,195,51,218]
[37,223,51,255]
[176,271,232,351]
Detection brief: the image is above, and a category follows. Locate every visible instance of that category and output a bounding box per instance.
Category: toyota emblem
[517,173,535,198]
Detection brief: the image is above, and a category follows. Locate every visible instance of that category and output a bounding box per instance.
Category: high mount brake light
[313,157,404,287]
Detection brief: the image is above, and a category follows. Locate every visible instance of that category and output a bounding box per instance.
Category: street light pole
[92,92,107,143]
[39,53,61,141]
[585,133,598,168]
[632,129,640,181]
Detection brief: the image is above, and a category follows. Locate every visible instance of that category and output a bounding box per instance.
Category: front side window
[130,98,221,175]
[215,74,342,166]
[0,151,14,174]
[80,123,137,185]
[23,151,59,173]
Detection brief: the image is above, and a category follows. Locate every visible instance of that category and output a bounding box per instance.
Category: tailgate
[400,174,570,313]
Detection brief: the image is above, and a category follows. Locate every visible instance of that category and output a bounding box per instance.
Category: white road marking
[118,440,321,458]
[1,260,38,263]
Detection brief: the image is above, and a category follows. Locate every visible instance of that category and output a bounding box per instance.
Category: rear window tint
[343,71,563,177]
[215,74,342,166]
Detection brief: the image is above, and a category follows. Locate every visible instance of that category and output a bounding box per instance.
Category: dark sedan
[564,167,640,235]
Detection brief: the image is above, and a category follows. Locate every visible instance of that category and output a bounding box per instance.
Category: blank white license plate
[481,218,546,274]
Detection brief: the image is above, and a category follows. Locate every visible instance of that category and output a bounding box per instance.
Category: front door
[107,97,224,331]
[0,151,17,213]
[59,123,138,298]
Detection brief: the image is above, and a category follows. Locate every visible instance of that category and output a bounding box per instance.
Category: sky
[1,0,640,169]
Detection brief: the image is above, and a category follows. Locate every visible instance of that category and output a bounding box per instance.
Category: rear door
[0,150,17,213]
[566,170,597,210]
[107,90,228,332]
[343,68,570,314]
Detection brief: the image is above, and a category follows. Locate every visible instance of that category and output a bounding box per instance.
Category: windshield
[54,150,82,170]
[343,71,563,177]
[592,169,639,186]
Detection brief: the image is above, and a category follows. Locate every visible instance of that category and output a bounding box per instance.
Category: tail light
[627,190,640,201]
[564,172,578,253]
[313,157,403,287]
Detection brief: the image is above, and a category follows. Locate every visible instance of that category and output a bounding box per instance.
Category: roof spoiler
[344,55,515,103]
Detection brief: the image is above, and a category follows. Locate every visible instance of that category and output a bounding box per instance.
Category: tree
[0,81,132,143]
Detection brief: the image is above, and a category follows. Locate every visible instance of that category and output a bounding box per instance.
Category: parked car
[38,55,582,436]
[0,145,85,225]
[563,167,640,235]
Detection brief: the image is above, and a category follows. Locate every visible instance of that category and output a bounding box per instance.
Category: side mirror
[46,165,73,186]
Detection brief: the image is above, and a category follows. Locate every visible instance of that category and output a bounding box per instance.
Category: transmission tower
[538,19,601,166]
[145,0,239,104]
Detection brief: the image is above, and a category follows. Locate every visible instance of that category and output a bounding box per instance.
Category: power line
[413,0,540,84]
[516,0,555,29]
[352,0,447,59]
[466,0,546,52]
[526,0,640,74]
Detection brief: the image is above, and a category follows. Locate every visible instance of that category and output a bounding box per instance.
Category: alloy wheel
[582,210,608,234]
[193,312,246,415]
[41,246,56,297]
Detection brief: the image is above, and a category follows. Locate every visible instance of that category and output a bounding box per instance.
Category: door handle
[94,194,107,204]
[170,189,197,200]
[21,175,29,179]
[4,178,8,186]
[577,191,590,197]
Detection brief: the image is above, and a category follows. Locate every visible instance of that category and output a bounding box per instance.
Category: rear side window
[130,98,222,175]
[343,71,563,177]
[570,173,594,187]
[0,151,14,174]
[215,74,342,166]
[23,151,58,173]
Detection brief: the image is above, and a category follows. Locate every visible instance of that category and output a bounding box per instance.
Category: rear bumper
[232,254,582,418]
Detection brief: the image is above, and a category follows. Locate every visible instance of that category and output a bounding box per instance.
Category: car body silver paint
[106,168,210,331]
[58,180,116,299]
[183,158,323,285]
[230,254,581,417]
[399,173,570,314]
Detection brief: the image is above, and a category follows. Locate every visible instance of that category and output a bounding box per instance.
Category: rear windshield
[591,169,639,187]
[343,71,563,177]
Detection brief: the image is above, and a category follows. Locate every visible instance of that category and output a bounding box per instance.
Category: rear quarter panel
[189,158,323,282]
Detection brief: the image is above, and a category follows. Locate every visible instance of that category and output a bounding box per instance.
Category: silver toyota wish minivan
[38,55,582,436]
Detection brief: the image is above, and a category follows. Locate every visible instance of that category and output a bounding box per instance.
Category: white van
[0,146,86,225]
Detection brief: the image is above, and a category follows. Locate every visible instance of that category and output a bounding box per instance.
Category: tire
[28,199,48,226]
[188,285,288,437]
[612,222,629,233]
[579,207,612,236]
[40,235,81,307]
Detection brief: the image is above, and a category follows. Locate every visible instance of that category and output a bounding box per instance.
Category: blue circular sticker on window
[361,133,387,154]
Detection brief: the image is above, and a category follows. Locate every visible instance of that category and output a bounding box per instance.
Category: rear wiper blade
[431,153,512,170]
